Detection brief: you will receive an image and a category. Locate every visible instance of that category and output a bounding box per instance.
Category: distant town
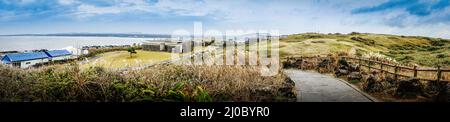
[0,33,278,69]
[1,33,171,38]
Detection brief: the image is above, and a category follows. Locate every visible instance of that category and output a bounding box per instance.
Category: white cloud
[75,4,122,17]
[2,0,449,38]
[18,0,35,4]
[58,0,77,5]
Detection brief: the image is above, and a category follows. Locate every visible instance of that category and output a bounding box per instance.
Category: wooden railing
[284,56,450,82]
[341,56,449,82]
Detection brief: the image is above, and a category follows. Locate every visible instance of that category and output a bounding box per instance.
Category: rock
[349,64,360,72]
[279,80,296,98]
[338,59,349,67]
[317,59,330,68]
[424,80,441,95]
[381,79,394,89]
[254,86,273,96]
[394,78,423,98]
[436,82,450,102]
[260,86,272,92]
[274,78,297,102]
[282,61,292,68]
[383,76,397,85]
[363,74,384,93]
[283,58,302,68]
[335,69,349,77]
[294,59,303,68]
[347,72,362,81]
[316,59,331,73]
[301,60,315,69]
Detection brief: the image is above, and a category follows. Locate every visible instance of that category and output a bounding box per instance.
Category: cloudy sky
[0,0,450,38]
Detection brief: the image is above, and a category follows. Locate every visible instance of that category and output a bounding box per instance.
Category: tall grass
[0,63,294,102]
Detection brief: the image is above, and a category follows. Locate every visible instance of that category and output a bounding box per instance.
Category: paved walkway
[284,69,374,102]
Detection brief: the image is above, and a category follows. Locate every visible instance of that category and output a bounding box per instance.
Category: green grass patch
[81,50,173,69]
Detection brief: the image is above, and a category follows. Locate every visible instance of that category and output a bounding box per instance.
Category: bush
[0,64,294,102]
[350,37,375,46]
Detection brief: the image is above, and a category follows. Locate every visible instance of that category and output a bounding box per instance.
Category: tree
[127,47,137,58]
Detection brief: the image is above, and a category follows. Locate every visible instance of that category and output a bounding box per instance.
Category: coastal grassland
[80,50,174,69]
[0,64,295,102]
[280,33,450,67]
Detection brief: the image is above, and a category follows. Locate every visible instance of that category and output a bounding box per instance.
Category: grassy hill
[280,32,450,67]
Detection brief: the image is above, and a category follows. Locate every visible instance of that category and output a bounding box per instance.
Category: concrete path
[284,69,374,102]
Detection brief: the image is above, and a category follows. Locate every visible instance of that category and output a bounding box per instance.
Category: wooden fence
[342,56,449,82]
[285,56,450,82]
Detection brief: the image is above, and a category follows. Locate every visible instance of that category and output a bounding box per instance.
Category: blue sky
[0,0,450,38]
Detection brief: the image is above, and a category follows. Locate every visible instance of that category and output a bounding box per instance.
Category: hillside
[280,32,450,67]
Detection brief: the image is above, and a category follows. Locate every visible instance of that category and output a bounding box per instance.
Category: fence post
[437,66,442,82]
[299,56,303,70]
[394,65,399,80]
[413,66,418,78]
[380,63,384,74]
[368,60,371,72]
[358,57,361,66]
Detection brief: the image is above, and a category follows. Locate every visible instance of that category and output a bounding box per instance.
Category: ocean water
[0,36,158,51]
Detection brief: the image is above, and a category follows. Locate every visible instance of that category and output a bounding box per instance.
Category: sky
[0,0,450,38]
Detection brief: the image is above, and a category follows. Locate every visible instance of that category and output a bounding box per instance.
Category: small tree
[127,47,137,58]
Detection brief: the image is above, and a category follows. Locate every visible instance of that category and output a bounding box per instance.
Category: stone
[335,69,349,77]
[349,64,361,72]
[338,59,349,67]
[317,59,330,68]
[347,72,362,81]
[436,82,450,102]
[363,74,384,93]
[253,86,273,98]
[394,78,423,98]
[424,80,441,95]
[294,59,303,68]
[282,61,292,68]
[383,76,397,85]
[278,79,296,99]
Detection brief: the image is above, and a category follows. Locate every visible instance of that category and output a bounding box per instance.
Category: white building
[1,52,50,68]
[63,46,89,56]
[1,50,73,68]
[45,50,73,61]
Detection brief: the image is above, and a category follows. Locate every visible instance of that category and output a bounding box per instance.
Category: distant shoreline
[0,36,154,52]
[0,33,172,39]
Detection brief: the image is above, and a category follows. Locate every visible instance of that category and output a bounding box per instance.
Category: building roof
[2,52,49,62]
[45,50,71,57]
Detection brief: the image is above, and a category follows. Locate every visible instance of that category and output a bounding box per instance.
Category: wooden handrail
[284,56,449,82]
[341,56,449,71]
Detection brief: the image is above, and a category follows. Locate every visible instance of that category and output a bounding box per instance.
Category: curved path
[284,69,376,102]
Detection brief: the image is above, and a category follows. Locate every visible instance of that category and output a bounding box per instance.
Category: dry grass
[280,33,450,67]
[80,50,173,69]
[0,63,295,102]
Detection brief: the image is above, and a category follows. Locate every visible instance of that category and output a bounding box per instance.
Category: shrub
[0,64,294,102]
[350,37,375,46]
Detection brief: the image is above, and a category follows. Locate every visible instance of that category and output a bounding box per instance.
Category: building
[45,50,72,61]
[1,50,73,68]
[142,40,194,53]
[62,46,89,56]
[1,52,50,68]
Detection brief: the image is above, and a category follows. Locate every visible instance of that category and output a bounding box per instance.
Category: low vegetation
[80,46,139,59]
[0,64,295,102]
[80,50,173,69]
[280,32,450,67]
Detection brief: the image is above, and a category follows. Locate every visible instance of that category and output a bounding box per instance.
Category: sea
[0,36,163,52]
